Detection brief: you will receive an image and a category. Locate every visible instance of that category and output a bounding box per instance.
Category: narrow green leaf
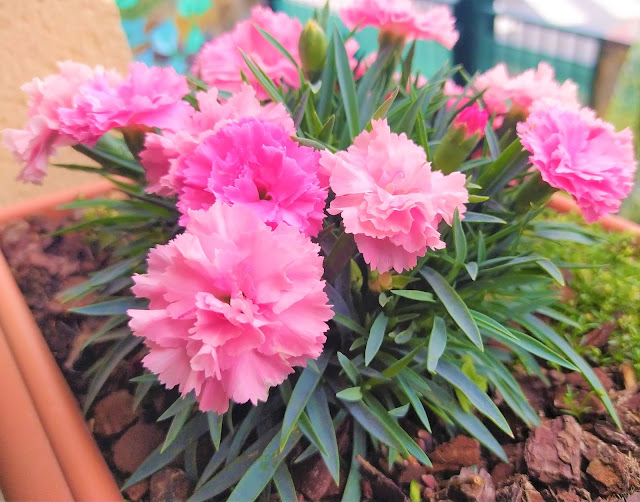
[81,315,128,350]
[337,396,409,457]
[370,87,399,124]
[195,432,234,491]
[255,26,300,68]
[365,311,388,366]
[435,360,512,436]
[427,317,447,372]
[397,375,431,432]
[420,267,482,349]
[83,335,141,413]
[158,393,196,421]
[380,345,425,380]
[336,386,363,402]
[395,85,430,136]
[226,405,264,464]
[227,427,303,502]
[240,50,285,104]
[69,297,147,316]
[470,310,576,370]
[453,209,467,265]
[337,352,360,385]
[207,412,223,450]
[363,396,432,466]
[189,425,280,502]
[318,114,336,142]
[463,212,507,224]
[123,414,209,489]
[517,314,621,428]
[273,463,297,502]
[341,422,366,502]
[317,35,336,121]
[536,259,565,285]
[162,402,193,452]
[132,376,156,411]
[333,313,367,337]
[280,355,329,450]
[332,26,359,139]
[306,385,340,484]
[390,290,435,302]
[465,262,478,280]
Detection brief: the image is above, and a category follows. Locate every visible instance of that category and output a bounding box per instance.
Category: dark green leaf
[463,212,507,224]
[390,290,435,302]
[69,297,147,316]
[273,463,297,502]
[332,26,359,139]
[306,385,340,484]
[341,422,365,502]
[162,402,193,452]
[365,311,388,366]
[333,312,367,337]
[123,413,209,489]
[255,26,300,68]
[337,352,360,385]
[207,412,223,450]
[427,317,447,372]
[420,267,482,349]
[280,354,329,449]
[336,386,363,401]
[435,360,512,436]
[84,335,141,413]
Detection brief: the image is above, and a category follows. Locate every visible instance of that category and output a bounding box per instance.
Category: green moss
[526,211,640,373]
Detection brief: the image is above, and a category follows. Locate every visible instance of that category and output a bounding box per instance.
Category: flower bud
[299,20,328,78]
[433,104,488,174]
[368,270,393,293]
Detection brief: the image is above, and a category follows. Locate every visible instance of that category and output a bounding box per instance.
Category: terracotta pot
[0,180,122,502]
[549,192,640,235]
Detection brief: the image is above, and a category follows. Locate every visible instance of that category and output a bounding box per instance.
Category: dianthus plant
[4,1,636,500]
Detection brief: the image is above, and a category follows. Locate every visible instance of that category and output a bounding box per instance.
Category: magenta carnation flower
[140,84,294,196]
[128,203,332,413]
[341,0,458,48]
[322,119,468,273]
[193,6,302,100]
[453,104,489,140]
[177,118,327,237]
[475,63,579,118]
[517,104,637,222]
[2,62,119,184]
[58,62,191,144]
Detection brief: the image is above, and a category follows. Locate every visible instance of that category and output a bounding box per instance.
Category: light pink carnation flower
[140,84,294,196]
[322,119,468,273]
[193,6,302,100]
[2,62,119,184]
[128,203,332,413]
[517,103,636,222]
[475,62,579,117]
[58,62,191,144]
[178,118,327,237]
[341,0,458,48]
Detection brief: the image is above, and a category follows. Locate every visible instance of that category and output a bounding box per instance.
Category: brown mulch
[3,216,640,502]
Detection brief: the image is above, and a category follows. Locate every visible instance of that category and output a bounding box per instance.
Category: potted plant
[2,1,639,500]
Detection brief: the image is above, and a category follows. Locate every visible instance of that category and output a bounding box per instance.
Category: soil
[3,215,640,502]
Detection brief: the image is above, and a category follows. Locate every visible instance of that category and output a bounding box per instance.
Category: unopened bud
[433,104,488,174]
[299,20,328,78]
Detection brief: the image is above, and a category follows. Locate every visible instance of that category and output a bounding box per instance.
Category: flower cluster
[3,2,636,424]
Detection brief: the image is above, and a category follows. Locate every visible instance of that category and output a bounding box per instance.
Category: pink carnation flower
[193,6,302,100]
[58,62,191,144]
[2,62,118,184]
[178,118,327,237]
[517,103,637,222]
[475,62,579,118]
[128,203,332,413]
[140,84,294,196]
[453,104,489,140]
[322,119,468,272]
[341,0,458,48]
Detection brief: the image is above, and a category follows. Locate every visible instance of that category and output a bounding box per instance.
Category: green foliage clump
[526,210,640,373]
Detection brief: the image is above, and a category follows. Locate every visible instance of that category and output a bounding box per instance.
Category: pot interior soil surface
[3,215,640,502]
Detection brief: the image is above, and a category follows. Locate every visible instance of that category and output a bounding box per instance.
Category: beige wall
[0,0,132,207]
